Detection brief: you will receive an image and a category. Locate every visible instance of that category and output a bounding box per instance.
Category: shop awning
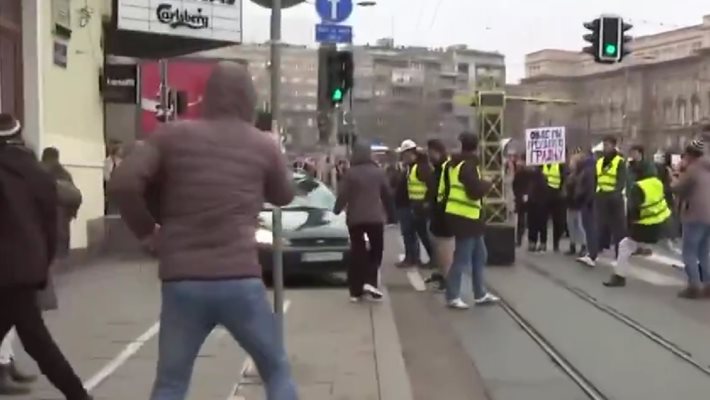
[104,0,234,59]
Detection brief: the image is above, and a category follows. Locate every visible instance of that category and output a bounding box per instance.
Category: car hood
[259,208,348,238]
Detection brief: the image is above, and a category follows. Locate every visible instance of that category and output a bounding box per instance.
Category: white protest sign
[525,126,566,165]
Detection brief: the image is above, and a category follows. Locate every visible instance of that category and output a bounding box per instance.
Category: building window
[692,101,701,123]
[678,102,687,125]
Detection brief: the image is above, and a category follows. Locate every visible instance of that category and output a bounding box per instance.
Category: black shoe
[9,361,36,383]
[564,245,577,256]
[0,365,31,395]
[603,275,626,287]
[553,244,560,253]
[577,246,587,257]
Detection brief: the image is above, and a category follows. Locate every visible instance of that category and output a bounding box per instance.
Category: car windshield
[264,175,336,211]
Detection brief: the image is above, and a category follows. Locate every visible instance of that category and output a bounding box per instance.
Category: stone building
[516,14,710,151]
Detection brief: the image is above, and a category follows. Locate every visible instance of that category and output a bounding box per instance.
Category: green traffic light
[604,43,617,55]
[332,88,344,102]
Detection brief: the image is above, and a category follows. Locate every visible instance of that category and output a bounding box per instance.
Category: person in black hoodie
[512,157,530,247]
[525,165,550,252]
[425,139,452,291]
[0,113,93,400]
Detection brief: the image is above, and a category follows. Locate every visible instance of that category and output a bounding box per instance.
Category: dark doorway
[0,0,23,121]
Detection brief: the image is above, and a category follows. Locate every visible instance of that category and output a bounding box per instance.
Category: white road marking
[597,257,684,287]
[84,322,160,391]
[231,299,292,399]
[405,268,427,292]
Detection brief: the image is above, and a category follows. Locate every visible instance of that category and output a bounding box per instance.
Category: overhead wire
[427,0,445,31]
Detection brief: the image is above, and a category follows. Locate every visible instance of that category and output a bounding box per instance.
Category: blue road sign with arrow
[315,0,353,23]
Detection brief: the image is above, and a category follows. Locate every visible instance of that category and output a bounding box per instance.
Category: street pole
[331,104,340,191]
[270,0,285,337]
[159,59,170,121]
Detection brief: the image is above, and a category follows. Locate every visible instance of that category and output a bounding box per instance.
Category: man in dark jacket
[425,139,452,290]
[596,136,627,257]
[110,63,297,400]
[334,143,394,301]
[444,133,498,309]
[0,113,92,400]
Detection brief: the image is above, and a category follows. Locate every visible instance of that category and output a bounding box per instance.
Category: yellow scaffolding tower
[452,92,577,224]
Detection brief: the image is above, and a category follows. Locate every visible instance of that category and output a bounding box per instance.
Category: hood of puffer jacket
[202,62,257,123]
[350,143,374,166]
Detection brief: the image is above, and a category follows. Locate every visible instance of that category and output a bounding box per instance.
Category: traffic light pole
[330,104,340,191]
[269,0,286,339]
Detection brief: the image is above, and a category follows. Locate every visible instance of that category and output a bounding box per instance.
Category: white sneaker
[447,298,470,309]
[363,284,384,301]
[576,255,596,267]
[349,296,361,303]
[474,293,500,305]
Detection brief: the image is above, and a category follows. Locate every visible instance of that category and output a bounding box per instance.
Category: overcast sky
[240,0,710,83]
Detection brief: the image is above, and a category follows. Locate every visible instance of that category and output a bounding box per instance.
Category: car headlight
[255,228,290,246]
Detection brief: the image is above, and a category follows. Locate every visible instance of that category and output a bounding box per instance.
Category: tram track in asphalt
[521,260,710,378]
[490,290,610,400]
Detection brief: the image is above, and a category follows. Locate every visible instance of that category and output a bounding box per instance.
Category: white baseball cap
[396,139,418,153]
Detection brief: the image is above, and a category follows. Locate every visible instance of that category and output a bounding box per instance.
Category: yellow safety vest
[635,177,671,226]
[596,155,624,193]
[542,163,562,189]
[444,161,482,220]
[407,164,427,201]
[436,158,451,203]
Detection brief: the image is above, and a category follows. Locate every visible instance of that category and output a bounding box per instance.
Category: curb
[372,289,415,400]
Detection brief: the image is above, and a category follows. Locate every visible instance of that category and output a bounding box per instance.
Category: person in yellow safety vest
[442,133,499,309]
[424,139,452,291]
[603,161,671,287]
[394,139,434,269]
[540,161,567,252]
[577,135,628,268]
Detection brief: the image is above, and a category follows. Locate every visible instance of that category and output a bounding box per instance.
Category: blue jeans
[397,208,433,263]
[681,223,710,285]
[446,235,487,301]
[151,279,297,400]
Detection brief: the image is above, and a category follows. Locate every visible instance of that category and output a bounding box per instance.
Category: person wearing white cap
[0,113,93,399]
[394,139,435,269]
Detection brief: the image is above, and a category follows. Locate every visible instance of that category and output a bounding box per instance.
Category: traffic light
[621,20,634,60]
[599,15,622,62]
[582,18,601,62]
[583,15,631,64]
[325,50,354,106]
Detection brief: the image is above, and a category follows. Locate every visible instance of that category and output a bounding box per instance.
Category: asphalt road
[383,232,710,400]
[7,234,710,400]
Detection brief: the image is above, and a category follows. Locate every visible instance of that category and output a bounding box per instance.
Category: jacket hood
[202,62,257,122]
[350,143,374,166]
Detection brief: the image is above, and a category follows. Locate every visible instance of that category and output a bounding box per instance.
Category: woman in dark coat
[39,148,82,310]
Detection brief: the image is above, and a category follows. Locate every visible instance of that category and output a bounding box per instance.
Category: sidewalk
[235,289,413,400]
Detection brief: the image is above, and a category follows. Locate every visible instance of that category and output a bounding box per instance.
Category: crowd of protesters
[512,132,710,299]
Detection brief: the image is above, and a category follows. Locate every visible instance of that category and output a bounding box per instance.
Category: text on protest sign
[525,126,566,165]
